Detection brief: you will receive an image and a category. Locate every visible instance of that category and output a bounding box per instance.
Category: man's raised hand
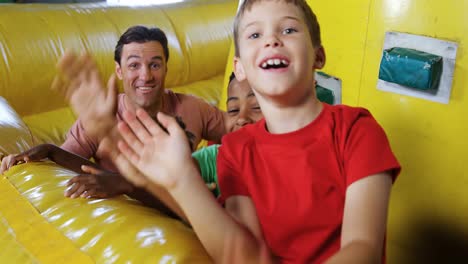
[51,51,118,141]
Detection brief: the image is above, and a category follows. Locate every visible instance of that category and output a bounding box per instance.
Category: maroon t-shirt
[62,91,226,172]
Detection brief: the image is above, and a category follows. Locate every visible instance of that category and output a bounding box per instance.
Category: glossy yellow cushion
[1,162,211,263]
[23,107,77,146]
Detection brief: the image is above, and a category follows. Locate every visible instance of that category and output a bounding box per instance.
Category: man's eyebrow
[126,55,164,61]
[247,92,255,98]
[127,55,141,60]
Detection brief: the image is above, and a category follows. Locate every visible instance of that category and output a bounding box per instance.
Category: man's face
[116,41,167,111]
[225,78,263,133]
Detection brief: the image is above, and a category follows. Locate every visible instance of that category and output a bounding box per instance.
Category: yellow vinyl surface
[1,162,211,263]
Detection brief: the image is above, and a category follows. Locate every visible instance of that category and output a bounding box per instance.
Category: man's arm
[51,52,189,219]
[325,172,393,264]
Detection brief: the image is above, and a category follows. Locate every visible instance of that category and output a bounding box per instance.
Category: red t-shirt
[62,91,226,172]
[217,103,401,263]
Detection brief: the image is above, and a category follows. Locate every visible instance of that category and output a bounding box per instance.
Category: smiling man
[60,26,226,173]
[1,26,226,214]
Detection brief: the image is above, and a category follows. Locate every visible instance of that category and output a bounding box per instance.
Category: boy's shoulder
[324,103,373,125]
[326,103,371,117]
[323,104,384,139]
[221,120,263,147]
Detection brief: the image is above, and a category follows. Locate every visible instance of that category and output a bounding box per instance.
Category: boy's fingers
[0,159,7,174]
[123,110,153,142]
[70,184,88,198]
[116,139,139,165]
[135,108,166,136]
[114,152,148,188]
[157,112,183,136]
[122,111,149,142]
[81,165,101,175]
[68,175,98,186]
[7,157,19,169]
[66,176,78,186]
[117,121,144,154]
[64,182,80,197]
[84,189,102,198]
[80,190,90,198]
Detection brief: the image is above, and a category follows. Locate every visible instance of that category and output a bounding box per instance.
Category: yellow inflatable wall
[220,0,468,262]
[2,0,468,262]
[0,0,238,263]
[312,0,468,262]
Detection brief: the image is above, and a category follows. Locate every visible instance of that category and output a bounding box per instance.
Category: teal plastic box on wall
[378,47,443,91]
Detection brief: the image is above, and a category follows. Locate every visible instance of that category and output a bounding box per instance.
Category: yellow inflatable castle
[0,0,237,262]
[2,0,468,263]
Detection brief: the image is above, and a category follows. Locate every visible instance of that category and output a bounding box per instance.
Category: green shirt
[192,144,220,197]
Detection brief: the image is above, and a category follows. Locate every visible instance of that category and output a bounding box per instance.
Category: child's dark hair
[233,0,321,56]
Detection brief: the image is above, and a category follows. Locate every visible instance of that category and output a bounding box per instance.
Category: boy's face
[234,1,325,103]
[225,78,263,133]
[115,41,167,111]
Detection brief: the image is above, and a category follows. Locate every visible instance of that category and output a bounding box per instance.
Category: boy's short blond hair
[233,0,322,56]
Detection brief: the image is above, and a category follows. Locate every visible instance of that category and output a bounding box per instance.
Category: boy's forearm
[129,185,188,221]
[325,241,380,264]
[168,166,270,263]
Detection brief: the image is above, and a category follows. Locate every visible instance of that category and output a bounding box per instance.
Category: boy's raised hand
[51,51,118,141]
[116,109,196,190]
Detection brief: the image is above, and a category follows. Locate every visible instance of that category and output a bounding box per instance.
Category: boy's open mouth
[260,58,290,69]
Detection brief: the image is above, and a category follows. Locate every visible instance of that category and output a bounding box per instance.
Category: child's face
[225,78,263,133]
[234,1,324,103]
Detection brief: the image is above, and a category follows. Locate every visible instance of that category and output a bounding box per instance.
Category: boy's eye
[227,108,239,115]
[283,28,297,34]
[252,106,261,111]
[248,32,260,39]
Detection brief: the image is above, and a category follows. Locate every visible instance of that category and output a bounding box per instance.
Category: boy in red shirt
[115,0,401,263]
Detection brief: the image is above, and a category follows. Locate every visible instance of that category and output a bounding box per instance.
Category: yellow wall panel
[309,0,372,105]
[309,0,468,262]
[361,0,468,262]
